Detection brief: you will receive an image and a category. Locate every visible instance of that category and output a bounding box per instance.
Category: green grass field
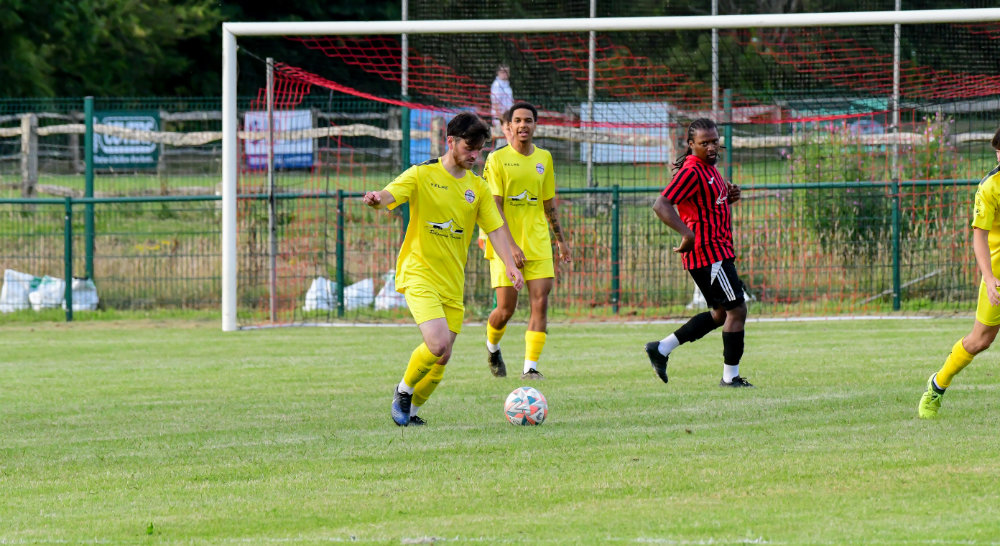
[3,318,1000,543]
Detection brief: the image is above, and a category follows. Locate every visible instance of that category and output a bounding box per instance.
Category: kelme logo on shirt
[508,190,538,206]
[426,218,465,239]
[465,189,475,203]
[536,163,545,175]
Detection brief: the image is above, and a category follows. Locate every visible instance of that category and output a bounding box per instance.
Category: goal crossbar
[223,9,1000,36]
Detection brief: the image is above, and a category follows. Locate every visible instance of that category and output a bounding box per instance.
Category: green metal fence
[0,178,980,323]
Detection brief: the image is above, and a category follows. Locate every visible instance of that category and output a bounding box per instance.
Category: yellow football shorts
[403,285,465,333]
[975,279,1000,326]
[490,258,555,288]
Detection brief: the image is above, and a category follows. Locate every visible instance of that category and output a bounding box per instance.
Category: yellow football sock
[936,338,974,389]
[412,363,446,407]
[402,343,440,389]
[487,323,506,346]
[525,330,547,363]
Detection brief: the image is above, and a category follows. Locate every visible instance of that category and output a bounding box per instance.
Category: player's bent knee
[426,339,450,357]
[492,307,515,325]
[967,337,992,354]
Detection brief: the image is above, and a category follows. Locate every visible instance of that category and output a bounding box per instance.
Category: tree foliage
[0,0,400,97]
[3,0,222,97]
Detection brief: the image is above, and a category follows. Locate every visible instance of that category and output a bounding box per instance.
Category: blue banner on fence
[244,110,314,169]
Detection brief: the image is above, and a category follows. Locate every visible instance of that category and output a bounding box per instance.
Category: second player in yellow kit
[482,102,572,380]
[918,126,1000,419]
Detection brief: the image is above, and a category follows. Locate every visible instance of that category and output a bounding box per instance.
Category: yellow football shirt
[972,164,1000,274]
[385,159,504,301]
[480,144,556,260]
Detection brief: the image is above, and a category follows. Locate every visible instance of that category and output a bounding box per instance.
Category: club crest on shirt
[465,189,475,203]
[536,163,545,175]
[426,218,465,239]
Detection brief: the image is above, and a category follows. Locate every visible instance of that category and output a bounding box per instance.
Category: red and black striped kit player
[644,118,753,388]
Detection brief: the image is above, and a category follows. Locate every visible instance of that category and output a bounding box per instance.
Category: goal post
[221,7,1000,331]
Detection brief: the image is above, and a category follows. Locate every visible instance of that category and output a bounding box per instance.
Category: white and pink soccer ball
[504,386,548,426]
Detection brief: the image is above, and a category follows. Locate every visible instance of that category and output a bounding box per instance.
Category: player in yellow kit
[364,112,524,426]
[918,126,1000,418]
[481,102,572,380]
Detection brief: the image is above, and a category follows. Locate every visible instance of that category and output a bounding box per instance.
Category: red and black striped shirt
[661,154,735,270]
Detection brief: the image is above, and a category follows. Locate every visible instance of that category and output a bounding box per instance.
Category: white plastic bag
[65,277,99,311]
[375,271,407,311]
[344,278,374,310]
[302,277,338,312]
[0,269,39,313]
[28,275,65,311]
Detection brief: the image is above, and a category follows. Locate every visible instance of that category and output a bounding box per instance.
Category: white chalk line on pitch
[240,315,948,330]
[212,535,999,545]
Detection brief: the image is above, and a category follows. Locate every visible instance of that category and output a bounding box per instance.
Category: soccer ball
[504,386,548,426]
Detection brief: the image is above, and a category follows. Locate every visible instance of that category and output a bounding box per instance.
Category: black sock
[722,330,745,366]
[674,312,720,344]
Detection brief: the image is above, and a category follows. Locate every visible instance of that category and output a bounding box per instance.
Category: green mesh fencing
[0,197,221,314]
[0,179,980,322]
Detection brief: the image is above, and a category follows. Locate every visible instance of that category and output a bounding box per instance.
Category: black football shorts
[688,257,745,310]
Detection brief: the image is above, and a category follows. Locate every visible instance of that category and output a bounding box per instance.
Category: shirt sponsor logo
[426,218,465,239]
[431,182,449,190]
[508,190,538,206]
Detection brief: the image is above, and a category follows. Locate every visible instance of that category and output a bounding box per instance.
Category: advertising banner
[244,110,314,169]
[93,111,160,169]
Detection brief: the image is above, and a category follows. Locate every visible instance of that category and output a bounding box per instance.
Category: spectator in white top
[490,64,514,147]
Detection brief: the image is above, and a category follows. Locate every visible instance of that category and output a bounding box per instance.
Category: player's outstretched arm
[543,198,572,264]
[652,195,694,253]
[363,190,396,209]
[486,225,525,290]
